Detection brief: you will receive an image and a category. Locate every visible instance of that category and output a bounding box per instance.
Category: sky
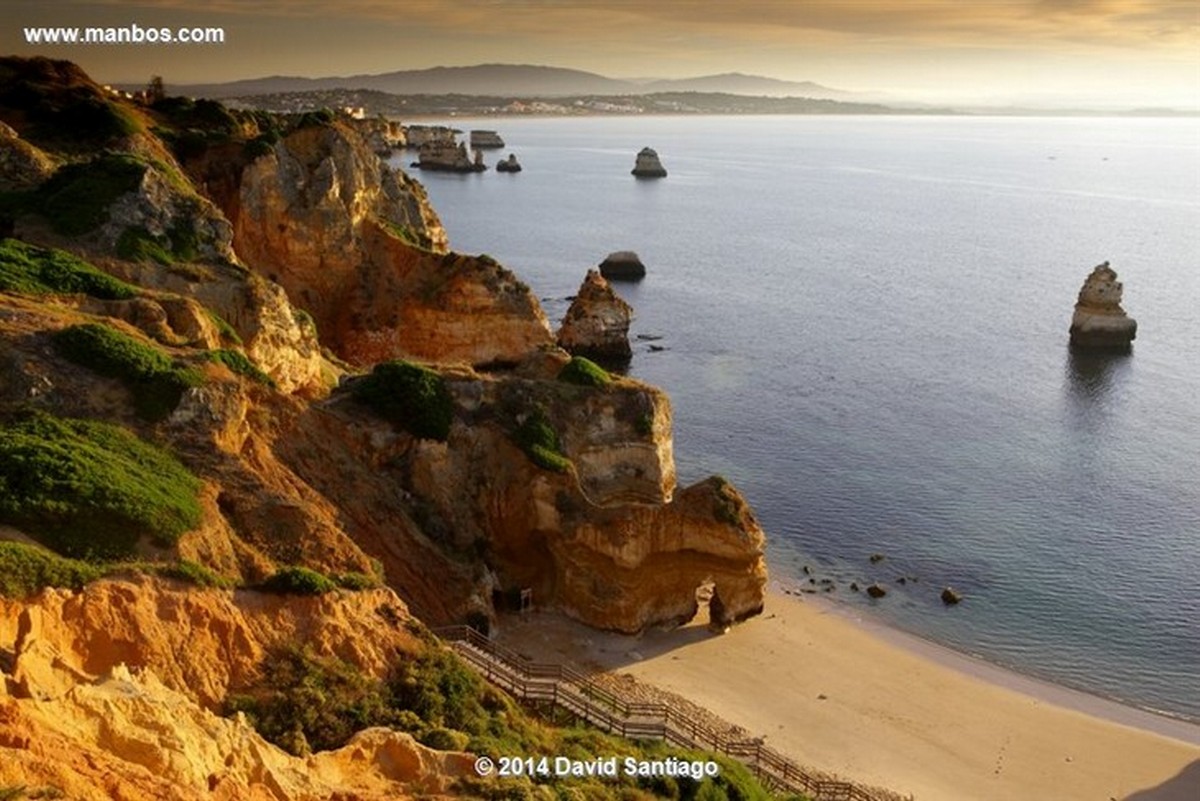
[3,0,1198,108]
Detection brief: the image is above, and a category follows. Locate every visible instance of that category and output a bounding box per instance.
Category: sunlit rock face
[1069,262,1137,352]
[231,121,555,367]
[557,269,633,366]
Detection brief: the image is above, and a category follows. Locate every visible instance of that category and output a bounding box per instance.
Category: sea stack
[1069,262,1137,352]
[417,140,486,172]
[631,147,667,178]
[496,153,522,173]
[557,269,633,365]
[469,129,505,149]
[598,250,646,282]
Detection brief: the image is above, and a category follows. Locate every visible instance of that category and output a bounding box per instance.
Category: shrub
[261,566,337,595]
[243,132,278,160]
[202,348,276,388]
[0,411,202,560]
[558,356,611,388]
[335,571,378,591]
[351,360,453,441]
[0,238,137,299]
[419,726,470,751]
[225,646,397,755]
[388,648,490,734]
[36,153,147,236]
[0,541,103,597]
[116,226,174,265]
[52,323,203,420]
[513,407,571,473]
[154,559,232,588]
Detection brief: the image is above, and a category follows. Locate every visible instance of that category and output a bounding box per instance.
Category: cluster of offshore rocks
[1069,261,1137,352]
[784,554,964,607]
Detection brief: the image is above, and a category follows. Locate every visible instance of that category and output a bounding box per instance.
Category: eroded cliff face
[228,121,552,367]
[0,577,472,801]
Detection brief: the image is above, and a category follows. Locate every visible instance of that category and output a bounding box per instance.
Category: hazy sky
[4,0,1198,107]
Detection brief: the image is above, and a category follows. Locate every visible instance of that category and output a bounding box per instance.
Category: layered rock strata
[557,269,633,365]
[1069,262,1137,352]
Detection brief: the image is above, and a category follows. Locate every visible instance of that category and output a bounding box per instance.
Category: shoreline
[495,588,1200,801]
[775,583,1200,747]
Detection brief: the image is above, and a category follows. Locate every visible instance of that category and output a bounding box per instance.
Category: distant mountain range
[170,64,854,100]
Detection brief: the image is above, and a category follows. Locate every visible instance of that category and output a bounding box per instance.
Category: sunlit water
[391,115,1200,721]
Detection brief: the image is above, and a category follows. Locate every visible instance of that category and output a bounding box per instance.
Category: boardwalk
[437,625,891,801]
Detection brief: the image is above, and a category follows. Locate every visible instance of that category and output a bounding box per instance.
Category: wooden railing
[435,625,890,801]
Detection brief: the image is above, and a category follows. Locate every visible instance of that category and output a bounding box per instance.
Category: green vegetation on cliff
[0,541,103,597]
[351,360,453,441]
[0,238,137,299]
[227,644,784,800]
[52,322,203,420]
[514,406,571,473]
[558,355,612,388]
[0,411,201,560]
[202,348,276,387]
[34,153,148,235]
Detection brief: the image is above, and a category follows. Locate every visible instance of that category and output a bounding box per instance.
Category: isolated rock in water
[470,129,505,149]
[866,583,887,599]
[941,586,963,605]
[632,146,667,178]
[496,153,522,172]
[599,250,646,281]
[1069,261,1137,352]
[417,140,485,172]
[558,269,633,364]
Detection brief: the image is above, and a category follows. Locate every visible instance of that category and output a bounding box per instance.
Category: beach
[495,588,1200,801]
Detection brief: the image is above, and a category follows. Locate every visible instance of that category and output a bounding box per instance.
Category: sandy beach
[495,588,1200,801]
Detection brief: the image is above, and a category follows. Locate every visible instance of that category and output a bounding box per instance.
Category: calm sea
[390,115,1200,722]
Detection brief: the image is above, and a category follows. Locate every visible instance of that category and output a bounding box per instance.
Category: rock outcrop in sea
[598,250,647,281]
[496,153,522,172]
[1069,262,1137,352]
[632,146,667,178]
[469,129,505,149]
[416,140,486,173]
[557,269,633,365]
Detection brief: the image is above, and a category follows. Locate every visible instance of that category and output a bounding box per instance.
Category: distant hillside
[172,63,854,100]
[640,72,848,99]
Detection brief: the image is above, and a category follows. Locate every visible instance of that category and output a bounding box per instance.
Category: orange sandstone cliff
[0,56,767,797]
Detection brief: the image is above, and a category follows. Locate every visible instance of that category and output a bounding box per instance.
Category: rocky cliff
[0,56,770,797]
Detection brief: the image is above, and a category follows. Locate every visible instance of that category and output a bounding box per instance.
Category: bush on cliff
[0,411,202,560]
[52,322,203,420]
[351,360,453,441]
[260,566,338,595]
[513,407,571,473]
[202,348,276,388]
[0,541,102,597]
[558,355,612,388]
[35,153,148,236]
[0,238,138,299]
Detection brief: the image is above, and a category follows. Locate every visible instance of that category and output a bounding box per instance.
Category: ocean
[389,115,1200,722]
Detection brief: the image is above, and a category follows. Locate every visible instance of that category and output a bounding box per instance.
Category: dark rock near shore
[941,587,963,605]
[598,250,646,282]
[866,583,887,599]
[869,553,885,564]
